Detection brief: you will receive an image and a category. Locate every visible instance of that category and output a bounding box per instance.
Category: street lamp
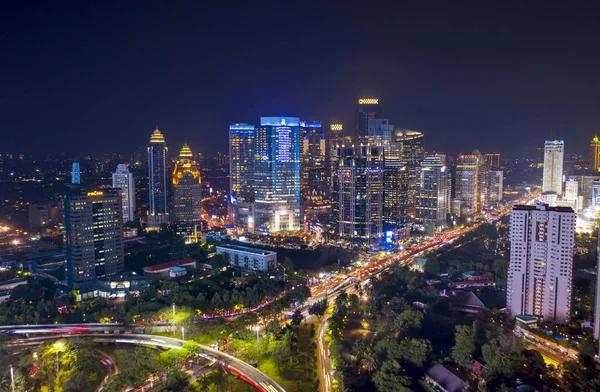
[172,303,176,335]
[10,365,14,392]
[181,326,185,341]
[255,324,260,369]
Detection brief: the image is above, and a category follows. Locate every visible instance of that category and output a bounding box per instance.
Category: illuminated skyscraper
[594,231,600,342]
[355,98,382,142]
[542,140,564,196]
[328,124,345,194]
[64,187,124,286]
[72,161,80,184]
[333,145,384,242]
[416,156,448,229]
[456,153,479,216]
[147,129,169,226]
[393,129,425,222]
[507,203,575,324]
[300,121,329,216]
[229,124,255,201]
[253,117,301,233]
[172,144,202,224]
[112,164,135,223]
[592,136,600,172]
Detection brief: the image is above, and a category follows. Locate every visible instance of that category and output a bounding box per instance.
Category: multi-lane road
[4,325,285,392]
[312,192,540,391]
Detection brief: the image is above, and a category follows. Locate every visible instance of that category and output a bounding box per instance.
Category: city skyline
[2,3,600,157]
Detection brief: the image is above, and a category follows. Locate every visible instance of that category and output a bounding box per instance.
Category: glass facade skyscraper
[416,156,448,229]
[253,117,301,233]
[333,145,384,242]
[300,121,329,216]
[147,128,169,226]
[112,164,135,223]
[229,123,255,201]
[355,98,382,142]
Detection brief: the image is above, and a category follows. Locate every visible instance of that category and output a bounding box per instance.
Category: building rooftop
[217,244,276,256]
[513,203,574,213]
[426,364,467,392]
[143,258,197,273]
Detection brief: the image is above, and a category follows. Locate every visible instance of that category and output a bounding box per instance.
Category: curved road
[6,330,285,392]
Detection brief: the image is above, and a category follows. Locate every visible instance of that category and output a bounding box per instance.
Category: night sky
[2,1,600,158]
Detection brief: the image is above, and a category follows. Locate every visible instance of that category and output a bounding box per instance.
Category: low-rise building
[425,364,467,392]
[216,244,277,272]
[142,258,197,280]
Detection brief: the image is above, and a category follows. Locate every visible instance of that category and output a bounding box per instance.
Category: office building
[64,187,124,286]
[72,161,80,184]
[112,164,135,223]
[29,201,63,228]
[542,140,564,196]
[367,118,394,149]
[253,117,301,233]
[592,136,600,172]
[594,231,600,341]
[172,144,202,224]
[300,121,329,216]
[593,180,600,209]
[484,153,501,170]
[456,153,479,216]
[229,123,255,201]
[507,203,575,324]
[333,145,384,242]
[216,244,277,272]
[566,175,600,209]
[490,170,504,203]
[395,129,425,221]
[416,156,448,229]
[147,128,169,226]
[564,179,580,212]
[355,98,382,142]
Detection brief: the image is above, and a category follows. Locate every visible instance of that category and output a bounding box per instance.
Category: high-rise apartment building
[64,186,124,286]
[333,145,384,242]
[147,129,169,226]
[300,121,329,215]
[253,117,301,233]
[542,140,564,196]
[507,203,575,324]
[172,144,202,224]
[112,164,135,223]
[355,98,382,142]
[456,153,479,216]
[229,124,255,201]
[416,156,448,229]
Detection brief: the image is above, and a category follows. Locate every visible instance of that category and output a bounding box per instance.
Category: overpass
[3,325,285,392]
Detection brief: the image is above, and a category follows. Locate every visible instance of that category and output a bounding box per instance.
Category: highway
[312,191,540,392]
[4,327,285,392]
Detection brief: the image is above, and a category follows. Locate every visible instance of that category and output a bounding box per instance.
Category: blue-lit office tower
[147,129,170,226]
[300,121,329,217]
[253,117,301,233]
[72,161,81,184]
[229,124,255,201]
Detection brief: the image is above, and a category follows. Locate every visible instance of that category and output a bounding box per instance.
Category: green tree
[482,336,523,378]
[210,254,229,269]
[291,309,303,327]
[451,324,476,368]
[372,360,412,392]
[397,338,431,368]
[308,298,328,321]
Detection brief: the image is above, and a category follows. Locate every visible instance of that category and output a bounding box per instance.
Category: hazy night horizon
[1,2,599,157]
